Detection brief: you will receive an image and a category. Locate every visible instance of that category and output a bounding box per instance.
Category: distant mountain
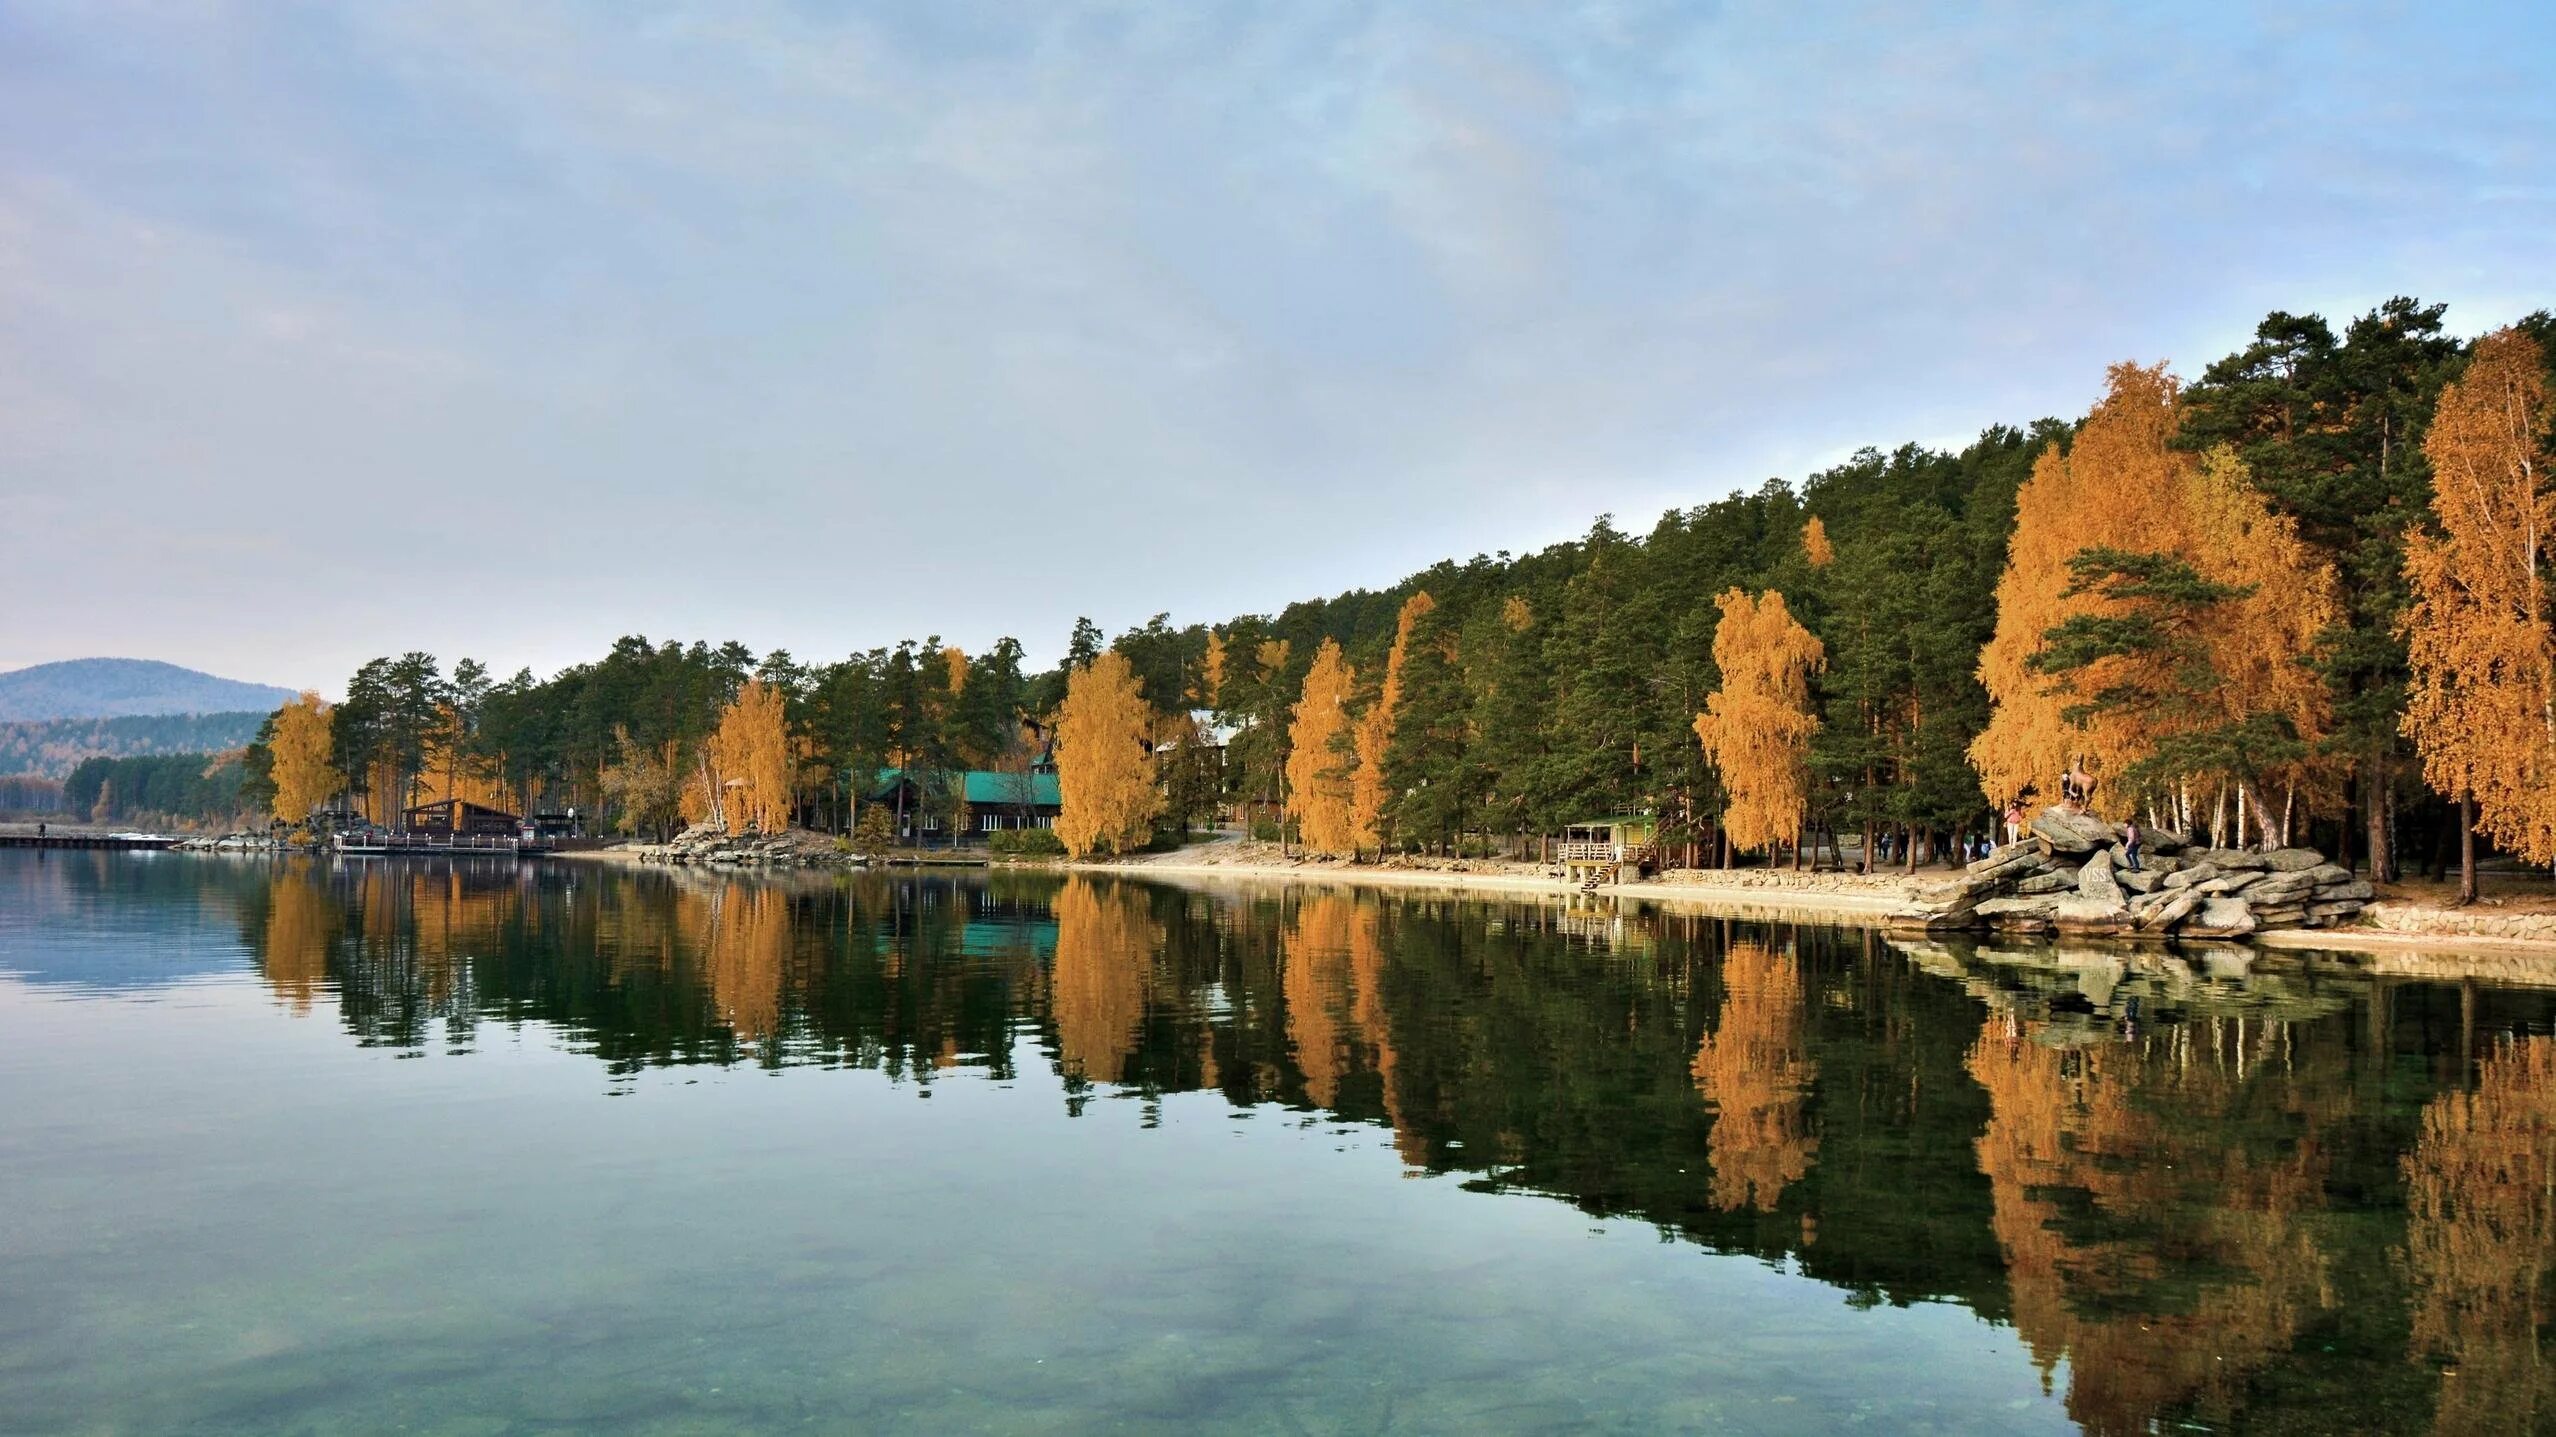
[0,659,297,723]
[0,712,274,778]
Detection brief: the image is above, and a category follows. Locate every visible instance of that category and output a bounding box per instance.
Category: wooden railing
[1557,841,1655,865]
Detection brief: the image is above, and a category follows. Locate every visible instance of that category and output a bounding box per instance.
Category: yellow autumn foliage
[1351,592,1434,852]
[1286,639,1360,855]
[700,679,794,835]
[2402,328,2556,866]
[1971,363,2338,814]
[1055,651,1163,857]
[1693,588,1824,853]
[268,691,337,825]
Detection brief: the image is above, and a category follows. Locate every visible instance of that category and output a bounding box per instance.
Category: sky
[3,0,2552,693]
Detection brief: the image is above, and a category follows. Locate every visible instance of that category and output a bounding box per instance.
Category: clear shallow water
[0,852,2550,1435]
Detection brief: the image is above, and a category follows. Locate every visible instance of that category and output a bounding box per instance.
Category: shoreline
[530,840,2556,968]
[1074,852,2556,964]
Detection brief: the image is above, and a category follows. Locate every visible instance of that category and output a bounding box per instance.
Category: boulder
[2143,826,2191,854]
[2198,847,2270,871]
[2119,867,2161,895]
[2259,847,2325,872]
[2300,864,2352,888]
[1977,896,2062,931]
[2016,870,2078,896]
[2249,905,2307,927]
[2181,896,2259,937]
[1965,840,2043,876]
[2315,879,2376,903]
[2051,896,2131,933]
[2138,889,2203,931]
[2304,899,2368,920]
[2078,853,2125,905]
[2031,807,2117,854]
[2163,862,2221,890]
[2246,869,2320,897]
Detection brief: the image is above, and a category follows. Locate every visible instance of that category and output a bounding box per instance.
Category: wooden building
[869,768,1063,843]
[1557,815,1660,884]
[401,798,525,837]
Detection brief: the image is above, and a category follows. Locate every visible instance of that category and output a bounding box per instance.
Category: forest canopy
[210,297,2550,882]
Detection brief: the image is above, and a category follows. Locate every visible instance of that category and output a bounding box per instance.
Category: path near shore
[1081,838,2556,967]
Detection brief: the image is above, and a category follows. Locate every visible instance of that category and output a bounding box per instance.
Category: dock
[0,832,180,851]
[335,833,554,857]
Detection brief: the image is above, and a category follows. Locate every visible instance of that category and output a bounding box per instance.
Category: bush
[1250,818,1285,843]
[851,807,897,854]
[988,828,1065,857]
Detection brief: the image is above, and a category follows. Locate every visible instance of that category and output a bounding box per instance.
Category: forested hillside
[0,658,294,721]
[60,753,256,828]
[240,297,2555,888]
[0,711,270,778]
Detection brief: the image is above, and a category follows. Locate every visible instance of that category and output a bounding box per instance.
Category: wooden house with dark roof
[401,798,525,837]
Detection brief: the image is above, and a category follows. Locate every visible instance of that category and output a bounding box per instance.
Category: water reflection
[4,852,2554,1434]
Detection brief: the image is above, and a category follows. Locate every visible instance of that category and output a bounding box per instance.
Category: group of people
[1987,758,2143,872]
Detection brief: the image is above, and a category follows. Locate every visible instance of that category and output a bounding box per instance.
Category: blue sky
[3,0,2550,689]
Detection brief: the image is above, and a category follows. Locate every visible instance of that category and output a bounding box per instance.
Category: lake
[1,850,2550,1434]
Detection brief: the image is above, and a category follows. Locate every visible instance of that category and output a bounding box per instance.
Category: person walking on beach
[2121,818,2142,872]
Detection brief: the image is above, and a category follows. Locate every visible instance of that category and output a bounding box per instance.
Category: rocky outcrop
[1893,807,2374,941]
[643,823,867,868]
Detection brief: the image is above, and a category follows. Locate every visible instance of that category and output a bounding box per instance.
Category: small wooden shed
[1557,815,1660,882]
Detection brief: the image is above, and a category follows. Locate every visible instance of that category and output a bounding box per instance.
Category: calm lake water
[2,852,2552,1435]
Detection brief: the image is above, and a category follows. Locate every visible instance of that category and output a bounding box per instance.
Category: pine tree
[1974,365,2338,836]
[2402,328,2556,887]
[1055,651,1163,857]
[1351,591,1435,852]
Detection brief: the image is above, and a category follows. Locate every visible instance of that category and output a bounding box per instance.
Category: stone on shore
[2031,809,2115,854]
[1896,805,2373,939]
[2185,896,2259,937]
[2077,853,2124,905]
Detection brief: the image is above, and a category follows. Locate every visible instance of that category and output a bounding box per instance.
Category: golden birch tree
[1286,638,1360,855]
[1972,363,2338,827]
[1693,588,1825,853]
[2402,328,2556,868]
[1200,631,1227,710]
[1802,515,1835,569]
[705,678,794,835]
[268,692,337,824]
[1351,591,1435,852]
[1055,650,1163,857]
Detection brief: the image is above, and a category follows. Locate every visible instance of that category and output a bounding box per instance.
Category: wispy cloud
[1,0,2549,684]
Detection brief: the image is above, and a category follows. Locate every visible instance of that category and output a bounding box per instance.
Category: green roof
[872,768,1061,808]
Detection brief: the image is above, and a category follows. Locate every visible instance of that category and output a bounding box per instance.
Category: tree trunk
[2458,793,2477,906]
[2362,752,2397,883]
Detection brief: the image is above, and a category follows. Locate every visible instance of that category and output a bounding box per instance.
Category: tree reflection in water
[187,857,2556,1435]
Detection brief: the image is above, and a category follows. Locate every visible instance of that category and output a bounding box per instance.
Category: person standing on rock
[2003,803,2023,845]
[2122,818,2143,872]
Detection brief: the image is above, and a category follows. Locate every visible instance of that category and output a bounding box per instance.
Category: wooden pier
[335,833,554,857]
[0,832,179,851]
